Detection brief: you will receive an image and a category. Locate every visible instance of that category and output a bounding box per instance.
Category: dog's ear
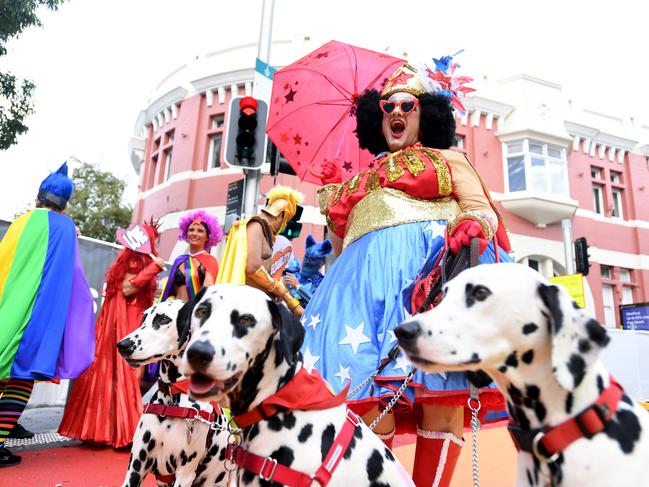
[465,370,493,388]
[267,300,305,365]
[538,282,610,391]
[177,286,208,347]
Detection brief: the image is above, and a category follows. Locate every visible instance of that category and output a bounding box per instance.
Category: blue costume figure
[301,59,513,487]
[285,234,332,306]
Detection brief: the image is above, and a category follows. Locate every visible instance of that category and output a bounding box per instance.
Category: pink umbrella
[266,40,404,184]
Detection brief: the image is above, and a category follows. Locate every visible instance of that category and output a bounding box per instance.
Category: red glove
[319,161,343,184]
[129,261,164,288]
[448,220,489,255]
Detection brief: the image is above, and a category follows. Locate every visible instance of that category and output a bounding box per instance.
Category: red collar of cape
[234,368,349,428]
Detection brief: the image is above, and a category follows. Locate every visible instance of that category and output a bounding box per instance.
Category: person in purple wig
[161,210,222,302]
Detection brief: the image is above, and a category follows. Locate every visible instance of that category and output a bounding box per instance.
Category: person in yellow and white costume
[216,186,304,317]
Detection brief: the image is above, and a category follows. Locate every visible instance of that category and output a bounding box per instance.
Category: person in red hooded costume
[58,220,165,448]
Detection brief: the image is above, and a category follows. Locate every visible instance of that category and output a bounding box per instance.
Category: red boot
[412,429,464,487]
[376,429,395,449]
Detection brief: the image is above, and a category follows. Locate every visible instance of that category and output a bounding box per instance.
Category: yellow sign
[550,274,585,308]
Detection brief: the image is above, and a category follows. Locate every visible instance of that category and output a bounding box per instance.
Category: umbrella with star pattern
[266,40,404,184]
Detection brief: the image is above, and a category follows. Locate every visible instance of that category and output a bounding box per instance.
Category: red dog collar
[143,403,219,424]
[508,376,624,462]
[227,409,361,486]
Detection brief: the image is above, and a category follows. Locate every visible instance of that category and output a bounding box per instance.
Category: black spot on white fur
[522,322,538,335]
[566,354,586,388]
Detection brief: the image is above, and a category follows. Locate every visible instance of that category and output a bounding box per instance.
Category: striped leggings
[0,379,34,445]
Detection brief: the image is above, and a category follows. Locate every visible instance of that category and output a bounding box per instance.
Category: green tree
[67,162,133,242]
[0,0,64,149]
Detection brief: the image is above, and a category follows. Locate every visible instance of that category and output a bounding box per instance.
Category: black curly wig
[354,89,456,155]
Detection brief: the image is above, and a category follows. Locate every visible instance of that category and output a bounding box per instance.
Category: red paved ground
[4,426,516,486]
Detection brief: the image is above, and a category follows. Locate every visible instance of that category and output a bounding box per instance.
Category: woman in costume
[302,58,513,487]
[0,163,94,467]
[58,221,165,448]
[161,210,222,302]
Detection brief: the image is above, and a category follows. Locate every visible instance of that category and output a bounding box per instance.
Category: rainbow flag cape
[0,209,95,380]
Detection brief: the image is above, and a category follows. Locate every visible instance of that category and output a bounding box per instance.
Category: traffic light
[280,204,303,240]
[574,237,591,276]
[268,142,296,176]
[224,96,268,169]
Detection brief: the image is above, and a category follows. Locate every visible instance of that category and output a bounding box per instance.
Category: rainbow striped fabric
[0,209,95,380]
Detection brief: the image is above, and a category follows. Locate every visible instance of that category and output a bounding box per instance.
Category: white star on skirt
[307,314,321,330]
[302,347,320,374]
[338,322,371,354]
[334,364,351,385]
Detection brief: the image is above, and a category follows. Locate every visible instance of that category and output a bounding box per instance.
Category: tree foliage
[66,162,133,242]
[0,0,64,149]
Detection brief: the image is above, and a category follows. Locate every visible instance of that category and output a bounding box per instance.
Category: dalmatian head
[395,263,610,391]
[116,299,191,367]
[180,284,304,403]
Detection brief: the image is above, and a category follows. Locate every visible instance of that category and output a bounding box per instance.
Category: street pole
[243,0,275,218]
[561,218,575,274]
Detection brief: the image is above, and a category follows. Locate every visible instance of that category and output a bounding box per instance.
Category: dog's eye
[195,306,208,318]
[239,314,256,327]
[471,285,491,302]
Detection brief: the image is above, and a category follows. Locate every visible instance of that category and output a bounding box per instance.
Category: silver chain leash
[369,370,415,431]
[468,384,481,487]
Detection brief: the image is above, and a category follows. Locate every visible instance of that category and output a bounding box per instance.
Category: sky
[0,0,647,220]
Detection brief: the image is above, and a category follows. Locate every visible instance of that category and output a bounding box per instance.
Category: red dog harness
[508,376,624,462]
[144,379,222,484]
[226,368,356,486]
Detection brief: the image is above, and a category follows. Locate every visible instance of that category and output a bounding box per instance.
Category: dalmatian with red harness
[395,263,649,486]
[180,284,415,487]
[116,299,230,487]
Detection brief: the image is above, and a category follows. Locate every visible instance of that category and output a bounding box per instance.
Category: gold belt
[343,187,461,248]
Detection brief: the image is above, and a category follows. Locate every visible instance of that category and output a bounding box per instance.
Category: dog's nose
[116,338,136,356]
[186,340,215,371]
[394,320,423,350]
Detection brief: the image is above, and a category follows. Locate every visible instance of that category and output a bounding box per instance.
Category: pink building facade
[129,40,649,328]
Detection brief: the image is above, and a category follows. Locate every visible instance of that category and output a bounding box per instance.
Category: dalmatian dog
[395,263,649,487]
[116,299,230,487]
[180,284,415,487]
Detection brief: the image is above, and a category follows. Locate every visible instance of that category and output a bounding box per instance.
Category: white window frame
[622,286,634,305]
[208,133,223,169]
[592,184,604,215]
[610,170,621,184]
[503,138,569,196]
[163,150,172,181]
[211,115,224,129]
[454,134,465,150]
[611,188,624,219]
[601,284,616,327]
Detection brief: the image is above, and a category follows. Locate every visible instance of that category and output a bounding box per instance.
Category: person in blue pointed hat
[0,162,95,467]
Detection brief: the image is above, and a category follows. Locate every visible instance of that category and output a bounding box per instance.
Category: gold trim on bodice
[343,187,461,249]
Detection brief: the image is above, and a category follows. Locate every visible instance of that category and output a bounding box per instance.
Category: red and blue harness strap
[508,376,623,461]
[226,408,361,486]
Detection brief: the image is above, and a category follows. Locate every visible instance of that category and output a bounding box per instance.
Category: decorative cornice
[464,95,515,117]
[565,121,638,151]
[191,68,254,95]
[496,128,573,147]
[146,87,187,127]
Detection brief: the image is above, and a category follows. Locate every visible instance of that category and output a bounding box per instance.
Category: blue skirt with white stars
[300,220,512,433]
